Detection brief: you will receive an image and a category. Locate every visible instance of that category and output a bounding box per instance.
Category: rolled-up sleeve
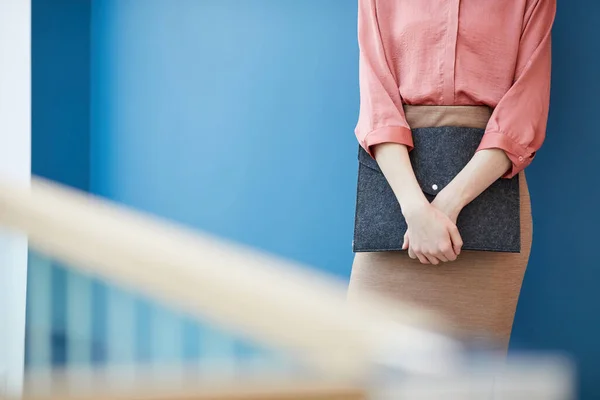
[355,0,412,157]
[478,0,556,178]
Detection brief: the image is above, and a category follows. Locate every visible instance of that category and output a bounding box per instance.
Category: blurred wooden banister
[0,176,455,381]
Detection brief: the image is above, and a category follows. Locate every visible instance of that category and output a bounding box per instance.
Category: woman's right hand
[401,203,462,265]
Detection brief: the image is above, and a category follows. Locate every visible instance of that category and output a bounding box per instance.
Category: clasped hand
[402,193,463,265]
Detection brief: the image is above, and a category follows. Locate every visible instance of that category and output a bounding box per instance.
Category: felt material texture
[353,126,520,253]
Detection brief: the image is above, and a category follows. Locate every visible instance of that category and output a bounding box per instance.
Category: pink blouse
[355,0,556,178]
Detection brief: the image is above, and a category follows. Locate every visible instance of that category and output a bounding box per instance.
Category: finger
[449,226,464,256]
[408,247,417,259]
[402,232,409,250]
[408,248,417,259]
[440,241,457,262]
[414,251,429,264]
[424,254,440,265]
[436,252,449,262]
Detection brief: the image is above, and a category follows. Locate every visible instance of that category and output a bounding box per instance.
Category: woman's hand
[431,189,463,225]
[370,143,463,265]
[372,143,512,266]
[413,148,513,262]
[402,203,462,265]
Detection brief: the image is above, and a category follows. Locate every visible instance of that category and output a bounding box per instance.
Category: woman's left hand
[431,190,462,225]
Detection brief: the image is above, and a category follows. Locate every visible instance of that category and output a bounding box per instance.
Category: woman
[348,0,556,352]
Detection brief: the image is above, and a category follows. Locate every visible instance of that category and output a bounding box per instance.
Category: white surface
[0,0,31,396]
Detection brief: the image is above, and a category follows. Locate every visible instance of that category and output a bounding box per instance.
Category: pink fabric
[355,0,556,178]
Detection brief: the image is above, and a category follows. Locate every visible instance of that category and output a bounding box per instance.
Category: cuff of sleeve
[362,126,414,158]
[477,132,534,179]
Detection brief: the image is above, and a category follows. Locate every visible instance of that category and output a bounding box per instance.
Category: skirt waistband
[403,105,492,130]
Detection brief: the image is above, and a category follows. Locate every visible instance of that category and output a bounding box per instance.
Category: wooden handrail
[0,177,456,381]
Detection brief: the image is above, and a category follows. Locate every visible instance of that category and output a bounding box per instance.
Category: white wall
[0,0,31,396]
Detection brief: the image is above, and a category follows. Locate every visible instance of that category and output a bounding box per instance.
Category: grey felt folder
[353,126,521,253]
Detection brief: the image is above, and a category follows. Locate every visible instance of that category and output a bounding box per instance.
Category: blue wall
[510,3,600,398]
[32,0,90,192]
[30,0,91,366]
[31,0,600,398]
[90,0,358,277]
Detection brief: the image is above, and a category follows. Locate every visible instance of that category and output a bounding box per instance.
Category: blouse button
[518,156,524,162]
[432,184,439,191]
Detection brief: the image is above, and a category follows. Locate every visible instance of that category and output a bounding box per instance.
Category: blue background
[30,0,600,398]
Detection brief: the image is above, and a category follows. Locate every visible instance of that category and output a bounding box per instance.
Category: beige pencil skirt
[347,106,533,351]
